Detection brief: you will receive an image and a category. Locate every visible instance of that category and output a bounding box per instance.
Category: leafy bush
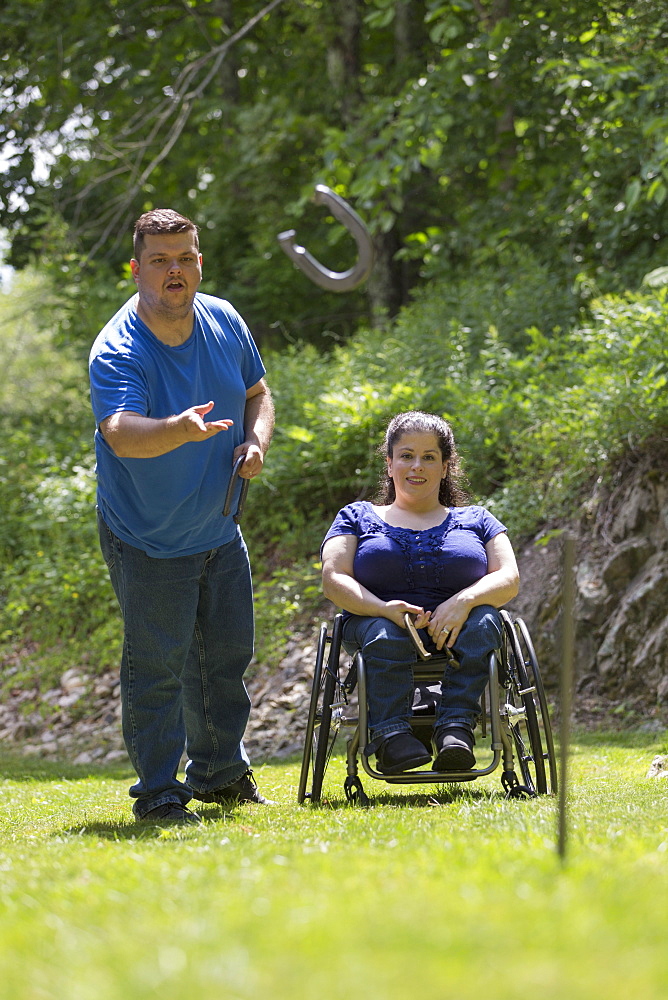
[251,560,326,668]
[0,271,120,684]
[1,264,666,686]
[245,279,668,549]
[484,286,668,532]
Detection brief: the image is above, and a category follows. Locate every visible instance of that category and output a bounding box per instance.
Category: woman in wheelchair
[321,411,520,776]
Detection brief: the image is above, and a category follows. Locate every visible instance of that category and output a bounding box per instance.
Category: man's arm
[234,378,275,478]
[100,402,233,458]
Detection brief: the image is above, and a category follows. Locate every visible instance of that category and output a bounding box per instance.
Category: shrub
[2,266,666,684]
[245,281,668,549]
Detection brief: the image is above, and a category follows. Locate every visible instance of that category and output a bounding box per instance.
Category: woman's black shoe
[375,733,433,774]
[432,727,476,771]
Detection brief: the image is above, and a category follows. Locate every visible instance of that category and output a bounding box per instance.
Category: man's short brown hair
[133,209,199,260]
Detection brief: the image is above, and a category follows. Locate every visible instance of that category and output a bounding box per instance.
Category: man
[89,208,275,824]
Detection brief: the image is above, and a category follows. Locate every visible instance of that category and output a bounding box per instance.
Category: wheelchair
[297,610,557,806]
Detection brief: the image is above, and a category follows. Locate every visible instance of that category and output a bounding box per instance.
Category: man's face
[130,232,202,321]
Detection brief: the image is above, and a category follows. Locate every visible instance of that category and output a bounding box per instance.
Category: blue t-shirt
[322,501,507,612]
[89,292,266,557]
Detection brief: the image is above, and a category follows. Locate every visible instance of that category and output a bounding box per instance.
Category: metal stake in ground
[558,533,576,861]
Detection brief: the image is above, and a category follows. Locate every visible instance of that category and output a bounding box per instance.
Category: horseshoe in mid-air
[277,184,375,292]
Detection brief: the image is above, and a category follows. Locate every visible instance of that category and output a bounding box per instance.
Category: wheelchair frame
[297,610,557,806]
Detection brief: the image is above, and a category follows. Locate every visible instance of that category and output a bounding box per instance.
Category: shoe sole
[433,746,476,771]
[376,752,433,775]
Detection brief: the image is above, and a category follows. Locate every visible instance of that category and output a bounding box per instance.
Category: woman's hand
[426,596,471,651]
[426,533,520,650]
[384,601,431,630]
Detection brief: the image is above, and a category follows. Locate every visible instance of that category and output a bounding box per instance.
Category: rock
[602,539,655,592]
[647,755,668,778]
[60,668,87,694]
[658,675,668,703]
[509,438,668,726]
[58,692,83,708]
[93,674,117,697]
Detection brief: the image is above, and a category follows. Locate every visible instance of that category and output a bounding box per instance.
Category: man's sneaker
[193,769,276,806]
[139,802,202,825]
[432,727,476,771]
[375,732,432,774]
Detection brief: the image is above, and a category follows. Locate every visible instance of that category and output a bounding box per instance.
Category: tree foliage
[1,1,667,345]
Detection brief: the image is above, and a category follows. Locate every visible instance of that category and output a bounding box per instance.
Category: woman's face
[387,432,448,504]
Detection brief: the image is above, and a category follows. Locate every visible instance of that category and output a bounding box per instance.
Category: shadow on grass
[61,819,190,841]
[307,782,501,810]
[61,803,252,841]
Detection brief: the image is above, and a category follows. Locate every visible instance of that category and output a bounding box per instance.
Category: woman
[321,411,519,775]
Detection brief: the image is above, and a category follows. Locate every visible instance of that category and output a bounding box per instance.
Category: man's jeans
[98,511,253,818]
[342,605,502,747]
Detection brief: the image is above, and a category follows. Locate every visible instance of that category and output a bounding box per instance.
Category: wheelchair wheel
[298,614,344,805]
[297,622,328,804]
[515,617,558,794]
[501,612,551,796]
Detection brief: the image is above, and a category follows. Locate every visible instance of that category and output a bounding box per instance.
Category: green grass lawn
[0,731,666,1000]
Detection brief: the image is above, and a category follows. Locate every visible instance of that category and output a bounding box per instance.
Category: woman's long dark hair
[376,411,470,507]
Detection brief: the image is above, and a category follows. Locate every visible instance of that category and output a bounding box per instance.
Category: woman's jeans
[98,511,253,818]
[342,605,502,747]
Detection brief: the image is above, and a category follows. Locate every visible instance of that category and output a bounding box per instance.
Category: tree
[1,1,667,346]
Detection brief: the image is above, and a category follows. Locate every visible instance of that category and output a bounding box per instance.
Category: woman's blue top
[322,501,507,613]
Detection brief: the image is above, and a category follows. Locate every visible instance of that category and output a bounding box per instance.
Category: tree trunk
[217,0,240,109]
[394,0,428,64]
[368,228,403,323]
[326,0,362,124]
[472,0,516,193]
